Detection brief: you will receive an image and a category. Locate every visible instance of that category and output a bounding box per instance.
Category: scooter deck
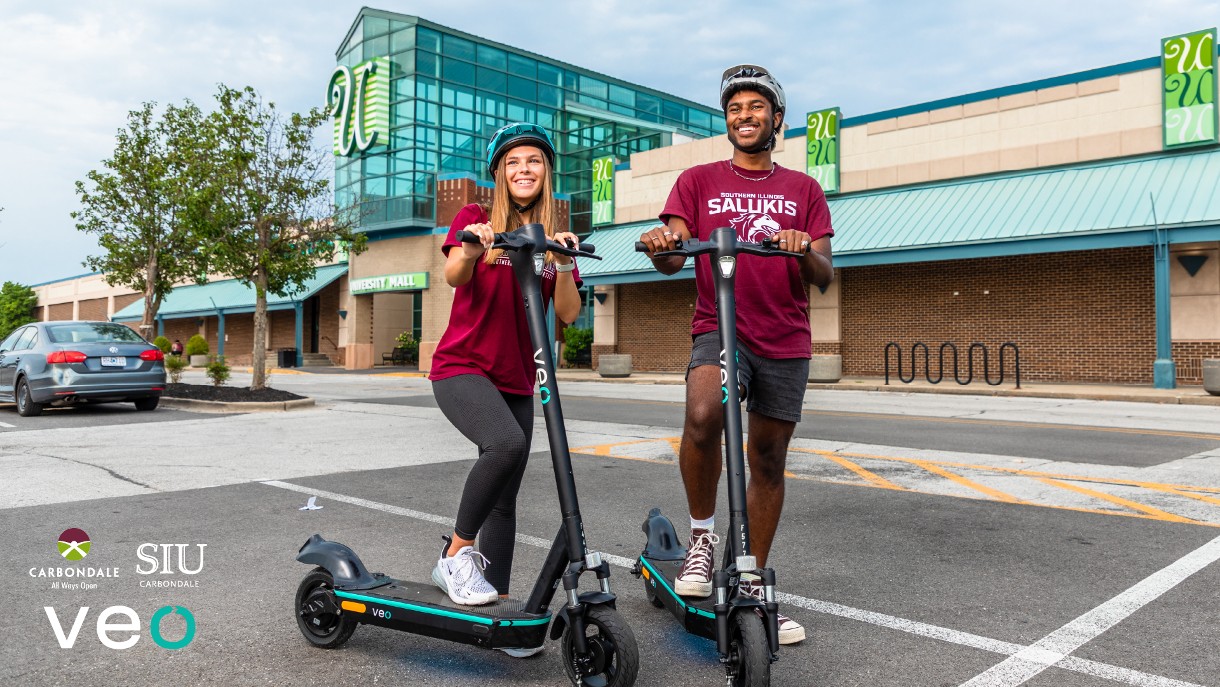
[335,578,551,649]
[638,556,717,640]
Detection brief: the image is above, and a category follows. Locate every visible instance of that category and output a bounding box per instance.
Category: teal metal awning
[112,263,349,321]
[578,148,1220,285]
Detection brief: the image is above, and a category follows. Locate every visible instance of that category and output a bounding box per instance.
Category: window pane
[507,54,536,79]
[442,33,476,61]
[476,44,507,70]
[416,76,438,101]
[580,75,608,99]
[608,84,634,106]
[363,155,387,176]
[537,62,563,86]
[689,109,713,131]
[363,16,390,38]
[477,66,506,93]
[443,57,475,86]
[364,34,389,60]
[508,76,535,101]
[389,27,415,53]
[390,51,414,76]
[662,100,685,124]
[417,27,440,52]
[416,51,438,78]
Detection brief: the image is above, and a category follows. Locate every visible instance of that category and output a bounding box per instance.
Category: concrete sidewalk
[551,368,1220,406]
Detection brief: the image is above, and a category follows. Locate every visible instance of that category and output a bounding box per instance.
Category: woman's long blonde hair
[482,151,563,265]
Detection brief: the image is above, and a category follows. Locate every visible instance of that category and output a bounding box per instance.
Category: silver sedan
[0,321,167,417]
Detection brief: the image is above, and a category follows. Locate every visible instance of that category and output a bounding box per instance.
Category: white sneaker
[497,645,544,658]
[432,540,499,606]
[740,577,805,645]
[674,528,720,597]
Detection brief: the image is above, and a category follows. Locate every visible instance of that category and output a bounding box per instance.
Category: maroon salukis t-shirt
[429,204,582,395]
[660,161,833,359]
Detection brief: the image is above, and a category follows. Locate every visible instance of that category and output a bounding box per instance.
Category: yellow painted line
[340,600,366,613]
[573,438,666,456]
[801,450,907,491]
[1033,477,1198,524]
[910,459,1025,504]
[380,372,427,378]
[1141,485,1220,508]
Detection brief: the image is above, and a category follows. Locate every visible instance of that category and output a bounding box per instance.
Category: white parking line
[0,421,15,428]
[960,533,1220,687]
[261,480,1205,687]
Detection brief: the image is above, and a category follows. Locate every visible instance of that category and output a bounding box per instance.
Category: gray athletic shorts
[687,331,809,423]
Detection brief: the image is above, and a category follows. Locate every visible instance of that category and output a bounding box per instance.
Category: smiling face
[725,89,782,153]
[500,144,548,205]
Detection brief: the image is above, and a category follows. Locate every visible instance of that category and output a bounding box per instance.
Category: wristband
[555,261,576,273]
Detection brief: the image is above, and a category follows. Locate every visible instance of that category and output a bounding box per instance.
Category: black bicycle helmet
[485,122,556,177]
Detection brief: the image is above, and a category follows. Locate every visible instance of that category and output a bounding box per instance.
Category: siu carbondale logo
[730,212,782,243]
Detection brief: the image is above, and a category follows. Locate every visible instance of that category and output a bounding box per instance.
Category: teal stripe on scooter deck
[639,557,716,619]
[334,590,552,626]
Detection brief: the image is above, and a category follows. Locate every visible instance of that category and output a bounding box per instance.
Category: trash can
[278,349,297,368]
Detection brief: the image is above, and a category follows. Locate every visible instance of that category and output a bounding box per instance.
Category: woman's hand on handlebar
[552,231,579,265]
[639,224,689,255]
[461,223,495,259]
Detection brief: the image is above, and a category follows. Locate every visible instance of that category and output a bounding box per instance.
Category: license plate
[101,356,126,367]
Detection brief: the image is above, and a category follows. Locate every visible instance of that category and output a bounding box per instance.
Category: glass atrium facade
[333,10,725,235]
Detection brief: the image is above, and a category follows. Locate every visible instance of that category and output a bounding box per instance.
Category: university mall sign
[350,272,429,295]
[1162,28,1218,149]
[329,57,391,156]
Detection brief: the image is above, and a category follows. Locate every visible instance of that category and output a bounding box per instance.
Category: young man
[639,64,834,645]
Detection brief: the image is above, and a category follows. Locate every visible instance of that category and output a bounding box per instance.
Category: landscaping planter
[808,354,842,383]
[189,354,209,368]
[598,354,632,378]
[1204,359,1220,396]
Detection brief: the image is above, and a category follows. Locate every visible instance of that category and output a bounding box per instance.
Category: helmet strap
[513,197,540,215]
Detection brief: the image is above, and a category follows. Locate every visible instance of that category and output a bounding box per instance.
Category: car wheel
[134,397,159,411]
[16,378,43,417]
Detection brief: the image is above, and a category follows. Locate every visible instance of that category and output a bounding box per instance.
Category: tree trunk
[251,272,268,390]
[140,258,159,340]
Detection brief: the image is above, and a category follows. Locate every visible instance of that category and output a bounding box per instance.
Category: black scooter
[294,223,639,687]
[630,226,805,687]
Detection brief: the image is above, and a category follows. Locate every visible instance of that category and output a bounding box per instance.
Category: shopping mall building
[34,10,1219,386]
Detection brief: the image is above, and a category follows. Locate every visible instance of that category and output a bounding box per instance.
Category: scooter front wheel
[295,567,358,649]
[728,611,770,687]
[561,605,639,687]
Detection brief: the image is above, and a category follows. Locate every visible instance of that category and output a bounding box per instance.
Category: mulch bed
[163,383,305,403]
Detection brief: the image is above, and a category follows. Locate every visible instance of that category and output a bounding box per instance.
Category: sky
[1,0,1217,285]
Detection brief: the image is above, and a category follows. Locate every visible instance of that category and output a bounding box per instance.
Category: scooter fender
[296,534,386,590]
[641,508,686,561]
[548,591,617,640]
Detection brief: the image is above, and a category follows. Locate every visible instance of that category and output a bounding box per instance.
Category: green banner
[591,156,615,226]
[329,56,391,156]
[806,108,840,194]
[1162,28,1218,149]
[350,272,429,294]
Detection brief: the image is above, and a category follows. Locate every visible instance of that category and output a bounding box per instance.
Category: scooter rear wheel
[561,605,639,687]
[728,611,770,687]
[295,567,358,649]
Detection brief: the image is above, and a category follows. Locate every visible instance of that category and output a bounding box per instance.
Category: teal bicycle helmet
[485,122,556,177]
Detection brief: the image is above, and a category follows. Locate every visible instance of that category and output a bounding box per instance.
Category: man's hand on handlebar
[639,224,690,255]
[771,229,813,254]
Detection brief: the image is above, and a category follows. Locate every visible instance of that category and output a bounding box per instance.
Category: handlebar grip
[454,230,482,244]
[634,241,648,252]
[578,242,595,254]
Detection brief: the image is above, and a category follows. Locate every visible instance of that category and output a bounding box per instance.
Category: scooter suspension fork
[760,568,780,656]
[712,569,731,658]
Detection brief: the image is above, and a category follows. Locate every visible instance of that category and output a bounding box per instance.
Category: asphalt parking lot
[2,373,1218,687]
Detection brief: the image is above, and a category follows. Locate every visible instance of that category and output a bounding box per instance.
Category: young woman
[428,123,582,619]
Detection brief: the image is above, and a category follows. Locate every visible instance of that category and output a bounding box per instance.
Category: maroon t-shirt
[660,161,833,359]
[429,204,582,395]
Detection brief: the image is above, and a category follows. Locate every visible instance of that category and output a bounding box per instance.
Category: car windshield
[46,323,146,344]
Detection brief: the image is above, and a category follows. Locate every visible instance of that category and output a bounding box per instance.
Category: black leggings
[432,374,533,594]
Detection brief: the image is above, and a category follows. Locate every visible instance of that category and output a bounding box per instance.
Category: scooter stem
[709,226,751,566]
[508,223,588,563]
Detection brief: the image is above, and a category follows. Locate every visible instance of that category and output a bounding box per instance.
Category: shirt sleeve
[805,180,834,241]
[442,204,487,256]
[659,168,698,228]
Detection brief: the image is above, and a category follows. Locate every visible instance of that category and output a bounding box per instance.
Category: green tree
[203,85,365,390]
[0,281,38,339]
[73,101,213,339]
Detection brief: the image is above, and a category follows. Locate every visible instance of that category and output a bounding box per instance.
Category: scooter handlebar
[454,230,601,260]
[634,233,808,259]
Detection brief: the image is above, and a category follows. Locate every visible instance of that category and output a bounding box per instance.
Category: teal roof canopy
[112,264,348,321]
[578,148,1220,284]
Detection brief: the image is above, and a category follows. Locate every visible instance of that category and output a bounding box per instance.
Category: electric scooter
[294,223,639,687]
[630,226,806,687]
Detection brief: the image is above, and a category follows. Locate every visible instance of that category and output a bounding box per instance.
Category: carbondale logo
[30,527,120,590]
[58,528,90,561]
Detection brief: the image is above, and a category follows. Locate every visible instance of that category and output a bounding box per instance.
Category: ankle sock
[690,515,714,531]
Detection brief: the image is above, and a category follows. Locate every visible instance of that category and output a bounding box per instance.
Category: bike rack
[884,341,1020,388]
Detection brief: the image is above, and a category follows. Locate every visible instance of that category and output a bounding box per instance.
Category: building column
[217,311,226,357]
[156,317,164,339]
[294,302,305,367]
[1154,229,1176,388]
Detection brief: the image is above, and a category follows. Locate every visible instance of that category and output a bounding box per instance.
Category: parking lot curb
[805,382,1220,406]
[160,396,316,413]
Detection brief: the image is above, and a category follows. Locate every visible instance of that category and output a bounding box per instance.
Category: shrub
[185,334,209,357]
[395,331,419,354]
[206,356,231,387]
[164,353,187,384]
[153,336,171,353]
[562,326,593,365]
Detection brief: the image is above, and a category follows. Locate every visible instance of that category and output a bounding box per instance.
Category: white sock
[690,515,714,531]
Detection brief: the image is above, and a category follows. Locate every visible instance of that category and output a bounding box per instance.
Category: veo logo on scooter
[44,605,197,650]
[534,347,551,405]
[718,349,740,404]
